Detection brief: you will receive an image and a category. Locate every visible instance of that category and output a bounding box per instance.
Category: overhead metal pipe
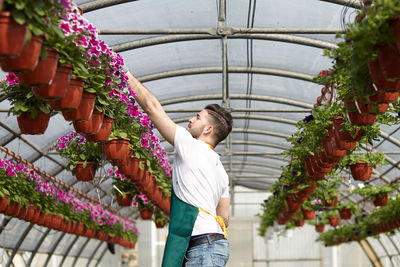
[165,107,312,113]
[79,0,137,13]
[319,0,362,9]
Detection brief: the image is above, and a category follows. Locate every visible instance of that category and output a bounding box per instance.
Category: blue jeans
[184,239,229,266]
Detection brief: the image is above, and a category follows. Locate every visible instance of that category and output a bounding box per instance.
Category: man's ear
[203,125,213,135]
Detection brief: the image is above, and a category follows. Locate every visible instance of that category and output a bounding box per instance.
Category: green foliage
[340,151,386,168]
[352,183,399,200]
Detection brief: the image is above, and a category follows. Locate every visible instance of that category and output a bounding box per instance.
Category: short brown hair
[204,104,233,145]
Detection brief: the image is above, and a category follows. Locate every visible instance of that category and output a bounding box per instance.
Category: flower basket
[345,110,376,126]
[4,201,20,217]
[32,64,72,100]
[315,224,325,233]
[339,208,352,220]
[24,205,35,222]
[302,208,315,220]
[17,109,50,135]
[85,116,113,142]
[16,205,28,220]
[317,151,340,167]
[48,77,84,111]
[0,35,43,72]
[111,149,131,167]
[102,138,130,162]
[0,195,8,213]
[74,162,97,181]
[350,162,373,181]
[75,222,85,236]
[0,11,27,58]
[294,218,305,227]
[324,195,338,207]
[140,208,153,220]
[368,91,399,103]
[328,216,340,227]
[367,59,399,92]
[155,222,166,228]
[116,193,133,207]
[333,117,364,143]
[373,193,389,207]
[322,137,346,158]
[151,188,165,204]
[73,110,104,135]
[18,47,59,86]
[62,92,96,121]
[377,44,400,81]
[118,157,140,177]
[311,154,332,173]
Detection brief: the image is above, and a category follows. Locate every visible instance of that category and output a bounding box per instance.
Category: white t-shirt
[173,125,229,236]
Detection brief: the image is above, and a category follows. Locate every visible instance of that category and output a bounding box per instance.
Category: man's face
[187,109,210,139]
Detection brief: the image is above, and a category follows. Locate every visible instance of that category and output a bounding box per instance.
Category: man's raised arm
[125,71,176,145]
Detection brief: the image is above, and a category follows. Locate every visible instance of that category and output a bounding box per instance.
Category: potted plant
[337,201,361,220]
[132,193,154,220]
[341,151,386,181]
[154,208,169,228]
[353,183,398,207]
[109,168,135,207]
[0,73,51,134]
[52,131,102,181]
[324,210,341,227]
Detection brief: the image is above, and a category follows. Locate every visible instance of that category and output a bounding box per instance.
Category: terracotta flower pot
[391,17,400,52]
[367,59,399,92]
[48,77,84,111]
[24,204,36,221]
[0,35,43,72]
[116,193,133,207]
[151,188,165,204]
[18,47,59,86]
[286,194,302,211]
[75,222,85,236]
[324,195,338,207]
[346,110,376,126]
[17,109,50,135]
[322,137,346,158]
[0,11,27,57]
[140,208,153,220]
[0,195,9,212]
[74,162,97,181]
[62,92,96,121]
[111,149,132,167]
[16,204,28,220]
[339,208,352,220]
[4,201,21,216]
[73,110,104,135]
[302,209,315,220]
[373,193,389,207]
[333,116,364,142]
[377,44,400,81]
[350,162,373,181]
[368,91,399,103]
[328,216,340,227]
[118,157,140,177]
[102,138,130,162]
[32,64,72,99]
[85,117,113,142]
[294,218,305,227]
[315,224,325,233]
[155,222,166,228]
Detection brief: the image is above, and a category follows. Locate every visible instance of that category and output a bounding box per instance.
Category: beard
[187,125,203,139]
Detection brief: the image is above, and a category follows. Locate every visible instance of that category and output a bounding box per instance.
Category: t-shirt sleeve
[221,184,230,198]
[174,125,195,158]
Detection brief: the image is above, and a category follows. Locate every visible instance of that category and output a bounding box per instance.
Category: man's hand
[125,70,176,145]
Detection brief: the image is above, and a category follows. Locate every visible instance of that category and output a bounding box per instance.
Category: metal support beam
[26,228,52,267]
[95,246,109,265]
[60,235,80,267]
[160,93,314,108]
[319,0,362,9]
[139,66,316,84]
[111,33,337,52]
[359,239,383,267]
[5,223,34,267]
[43,232,67,267]
[71,238,91,267]
[79,0,137,13]
[85,241,103,267]
[165,107,312,113]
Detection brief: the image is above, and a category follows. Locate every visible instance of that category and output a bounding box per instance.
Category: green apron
[161,189,199,267]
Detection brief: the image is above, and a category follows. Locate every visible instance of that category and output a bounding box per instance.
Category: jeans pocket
[211,253,229,266]
[185,246,204,266]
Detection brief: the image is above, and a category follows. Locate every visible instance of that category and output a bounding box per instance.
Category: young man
[125,70,232,266]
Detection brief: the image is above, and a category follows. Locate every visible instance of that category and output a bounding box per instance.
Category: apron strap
[198,208,227,239]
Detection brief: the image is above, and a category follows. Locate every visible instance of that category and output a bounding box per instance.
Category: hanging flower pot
[311,154,332,173]
[24,204,36,222]
[0,35,43,72]
[74,162,97,181]
[15,204,28,220]
[346,110,376,126]
[0,195,8,213]
[73,110,104,135]
[62,92,96,121]
[118,156,140,177]
[339,208,352,220]
[151,187,165,204]
[75,222,85,236]
[350,161,373,181]
[140,208,153,220]
[155,222,166,228]
[0,11,27,57]
[294,218,305,227]
[116,193,133,207]
[377,44,400,81]
[368,59,399,92]
[324,195,338,207]
[328,216,340,227]
[111,149,131,167]
[85,117,113,142]
[315,224,325,233]
[373,193,389,207]
[286,194,301,211]
[18,47,59,86]
[32,64,72,99]
[102,138,130,162]
[48,77,84,111]
[368,91,399,103]
[317,151,339,167]
[4,201,21,216]
[333,116,364,142]
[17,109,51,135]
[302,208,315,220]
[322,138,346,158]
